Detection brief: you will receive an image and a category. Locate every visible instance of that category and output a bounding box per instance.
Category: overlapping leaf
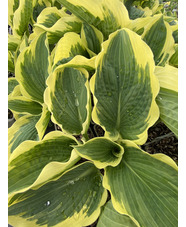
[8,115,40,158]
[103,140,178,227]
[142,14,175,66]
[90,28,159,144]
[45,66,91,135]
[97,200,140,227]
[52,32,89,70]
[15,32,51,103]
[56,0,130,39]
[8,96,43,115]
[34,7,82,44]
[8,34,21,52]
[81,23,103,56]
[9,162,107,227]
[9,85,22,99]
[35,104,51,140]
[8,131,79,197]
[169,44,178,67]
[8,78,19,96]
[155,65,178,136]
[73,138,124,168]
[156,88,178,137]
[8,51,15,73]
[13,0,33,38]
[55,55,96,71]
[8,0,19,27]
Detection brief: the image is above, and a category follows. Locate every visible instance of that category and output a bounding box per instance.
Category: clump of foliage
[8,0,178,226]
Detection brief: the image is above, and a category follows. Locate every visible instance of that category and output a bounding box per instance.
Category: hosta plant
[8,0,178,226]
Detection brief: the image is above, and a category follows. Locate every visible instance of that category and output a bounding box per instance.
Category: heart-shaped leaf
[45,66,91,135]
[90,28,159,144]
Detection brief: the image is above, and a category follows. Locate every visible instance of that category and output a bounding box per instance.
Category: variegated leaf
[8,96,43,115]
[81,23,103,56]
[52,32,89,70]
[97,200,140,227]
[142,14,175,66]
[56,0,130,39]
[8,131,79,197]
[45,66,91,135]
[90,28,159,144]
[73,137,124,169]
[103,140,178,227]
[13,0,33,38]
[8,115,40,158]
[9,162,107,227]
[15,32,51,103]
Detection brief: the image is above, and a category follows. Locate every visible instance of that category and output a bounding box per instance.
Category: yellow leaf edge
[90,27,160,145]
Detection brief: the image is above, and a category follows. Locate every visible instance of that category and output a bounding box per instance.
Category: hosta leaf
[8,0,19,27]
[172,27,178,44]
[8,51,15,73]
[8,85,26,120]
[9,162,107,227]
[9,85,22,98]
[8,78,19,95]
[56,0,130,39]
[8,34,21,52]
[97,200,140,227]
[155,65,178,92]
[142,14,175,66]
[8,115,40,158]
[125,1,152,20]
[52,32,89,70]
[35,7,64,28]
[37,0,55,7]
[13,0,33,38]
[35,104,51,140]
[45,66,91,135]
[57,55,96,71]
[139,0,159,14]
[15,32,51,104]
[156,88,178,137]
[169,44,178,67]
[32,2,58,22]
[90,28,159,144]
[8,131,79,197]
[128,16,154,35]
[103,140,178,227]
[155,65,178,136]
[13,33,30,65]
[81,23,103,56]
[34,9,82,44]
[8,96,43,115]
[73,138,124,169]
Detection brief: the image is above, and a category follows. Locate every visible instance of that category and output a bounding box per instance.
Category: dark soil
[8,109,13,119]
[142,122,178,163]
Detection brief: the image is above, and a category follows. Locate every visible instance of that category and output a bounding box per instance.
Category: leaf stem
[82,132,89,142]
